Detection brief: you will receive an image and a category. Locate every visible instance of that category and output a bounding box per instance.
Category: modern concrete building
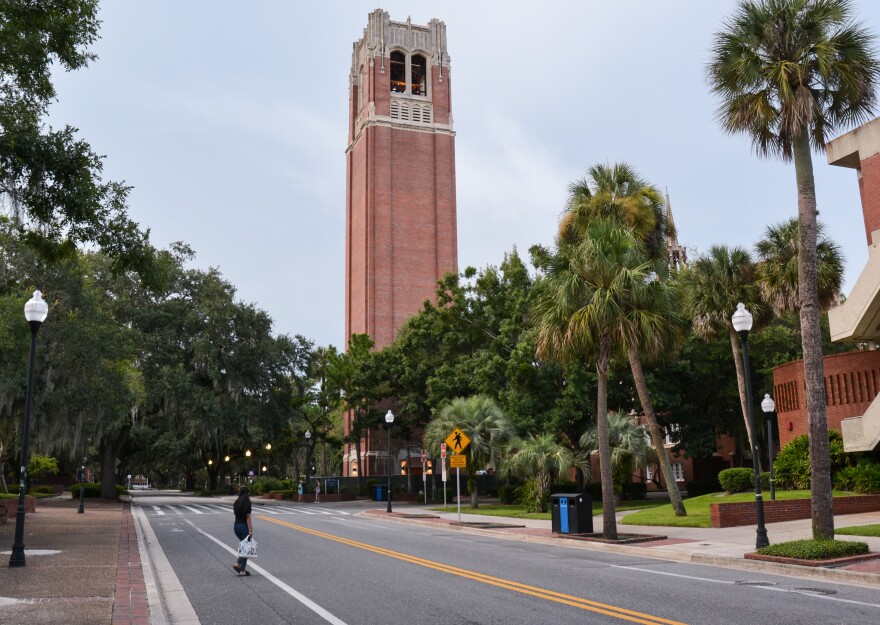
[343,10,458,476]
[773,116,880,453]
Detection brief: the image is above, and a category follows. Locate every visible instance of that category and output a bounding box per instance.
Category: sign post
[421,449,428,504]
[445,430,470,522]
[440,443,447,507]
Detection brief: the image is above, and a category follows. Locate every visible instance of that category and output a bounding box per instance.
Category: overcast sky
[49,0,880,350]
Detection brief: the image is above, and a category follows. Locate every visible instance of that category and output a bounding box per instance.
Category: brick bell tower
[344,11,458,477]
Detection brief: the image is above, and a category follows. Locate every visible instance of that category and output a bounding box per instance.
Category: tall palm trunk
[627,345,686,516]
[596,341,617,539]
[728,326,759,468]
[793,130,834,540]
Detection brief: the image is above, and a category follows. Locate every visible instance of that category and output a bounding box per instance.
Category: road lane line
[260,516,686,625]
[151,505,165,516]
[184,520,349,625]
[611,565,880,609]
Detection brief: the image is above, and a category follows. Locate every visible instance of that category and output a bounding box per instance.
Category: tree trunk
[627,345,687,516]
[99,427,129,499]
[596,343,617,540]
[793,130,834,540]
[207,465,218,491]
[728,326,759,466]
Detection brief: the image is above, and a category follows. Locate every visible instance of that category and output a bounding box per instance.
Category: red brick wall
[771,349,880,448]
[859,152,880,244]
[710,495,880,528]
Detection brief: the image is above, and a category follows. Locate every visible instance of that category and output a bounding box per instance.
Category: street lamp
[731,302,769,550]
[10,290,49,568]
[304,430,312,494]
[385,410,394,513]
[761,393,777,501]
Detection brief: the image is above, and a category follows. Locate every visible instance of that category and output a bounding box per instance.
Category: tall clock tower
[344,11,458,476]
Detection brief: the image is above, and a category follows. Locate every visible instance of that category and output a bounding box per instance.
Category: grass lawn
[836,524,880,538]
[429,499,667,521]
[621,490,854,528]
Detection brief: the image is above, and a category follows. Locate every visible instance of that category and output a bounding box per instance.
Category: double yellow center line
[259,515,689,625]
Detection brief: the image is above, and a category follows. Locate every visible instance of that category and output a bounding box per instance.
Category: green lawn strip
[836,524,880,538]
[620,490,855,528]
[429,499,666,521]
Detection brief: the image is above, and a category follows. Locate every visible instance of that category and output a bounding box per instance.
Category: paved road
[138,496,880,625]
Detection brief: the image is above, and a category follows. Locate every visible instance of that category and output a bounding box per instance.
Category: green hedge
[718,468,754,493]
[834,460,880,494]
[757,539,868,560]
[71,483,128,498]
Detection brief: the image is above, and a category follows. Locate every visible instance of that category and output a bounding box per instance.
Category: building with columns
[343,10,458,476]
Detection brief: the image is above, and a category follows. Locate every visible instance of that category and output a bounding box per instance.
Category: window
[411,54,427,95]
[389,50,428,97]
[390,51,406,93]
[664,424,680,446]
[645,466,654,482]
[672,463,684,482]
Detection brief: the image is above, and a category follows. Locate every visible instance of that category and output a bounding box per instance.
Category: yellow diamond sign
[445,428,470,453]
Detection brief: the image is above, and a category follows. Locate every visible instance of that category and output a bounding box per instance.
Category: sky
[48,0,880,350]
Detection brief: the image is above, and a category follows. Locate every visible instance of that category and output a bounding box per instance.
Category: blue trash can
[374,485,386,501]
[550,493,593,534]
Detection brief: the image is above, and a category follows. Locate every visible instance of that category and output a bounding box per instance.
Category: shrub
[757,539,868,560]
[835,460,880,494]
[686,477,721,497]
[71,483,128,498]
[30,485,56,496]
[774,430,847,489]
[498,484,518,504]
[515,479,550,513]
[718,468,754,493]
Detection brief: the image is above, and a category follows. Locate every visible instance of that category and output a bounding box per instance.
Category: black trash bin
[550,493,593,534]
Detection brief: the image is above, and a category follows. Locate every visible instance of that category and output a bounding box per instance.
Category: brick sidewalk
[0,498,150,625]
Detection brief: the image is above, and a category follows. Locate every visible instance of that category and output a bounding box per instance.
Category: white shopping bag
[238,536,258,558]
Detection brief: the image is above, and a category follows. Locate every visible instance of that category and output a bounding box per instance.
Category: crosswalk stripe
[152,505,165,516]
[179,505,204,514]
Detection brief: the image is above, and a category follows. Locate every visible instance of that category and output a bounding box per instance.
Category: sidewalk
[0,497,148,625]
[364,504,880,587]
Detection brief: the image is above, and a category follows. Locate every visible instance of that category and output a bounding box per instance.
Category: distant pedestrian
[297,480,304,503]
[232,486,253,576]
[314,480,321,503]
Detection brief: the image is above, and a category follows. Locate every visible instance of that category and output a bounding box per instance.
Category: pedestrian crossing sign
[445,428,470,453]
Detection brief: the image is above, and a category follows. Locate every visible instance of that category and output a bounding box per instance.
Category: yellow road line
[258,515,689,625]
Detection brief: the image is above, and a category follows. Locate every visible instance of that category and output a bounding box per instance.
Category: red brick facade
[859,152,880,244]
[771,349,880,448]
[343,12,457,476]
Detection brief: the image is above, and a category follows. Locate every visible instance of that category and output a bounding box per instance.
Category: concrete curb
[132,505,201,624]
[363,512,880,589]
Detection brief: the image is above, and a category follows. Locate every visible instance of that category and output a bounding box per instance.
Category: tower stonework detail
[344,11,458,476]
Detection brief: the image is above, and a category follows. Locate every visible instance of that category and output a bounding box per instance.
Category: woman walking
[232,486,253,576]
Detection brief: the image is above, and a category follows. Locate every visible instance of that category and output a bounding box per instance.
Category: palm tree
[532,220,654,539]
[679,245,765,452]
[561,163,667,258]
[755,218,844,316]
[709,0,879,540]
[423,395,516,508]
[581,411,650,495]
[501,432,583,512]
[561,163,688,517]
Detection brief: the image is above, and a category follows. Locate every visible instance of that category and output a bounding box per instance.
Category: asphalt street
[137,495,880,625]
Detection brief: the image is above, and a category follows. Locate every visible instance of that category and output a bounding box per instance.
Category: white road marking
[151,505,165,516]
[184,520,350,625]
[179,505,204,514]
[611,565,880,609]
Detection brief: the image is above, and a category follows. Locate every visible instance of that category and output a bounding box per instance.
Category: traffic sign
[445,428,470,453]
[440,442,447,459]
[450,454,467,469]
[421,449,427,462]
